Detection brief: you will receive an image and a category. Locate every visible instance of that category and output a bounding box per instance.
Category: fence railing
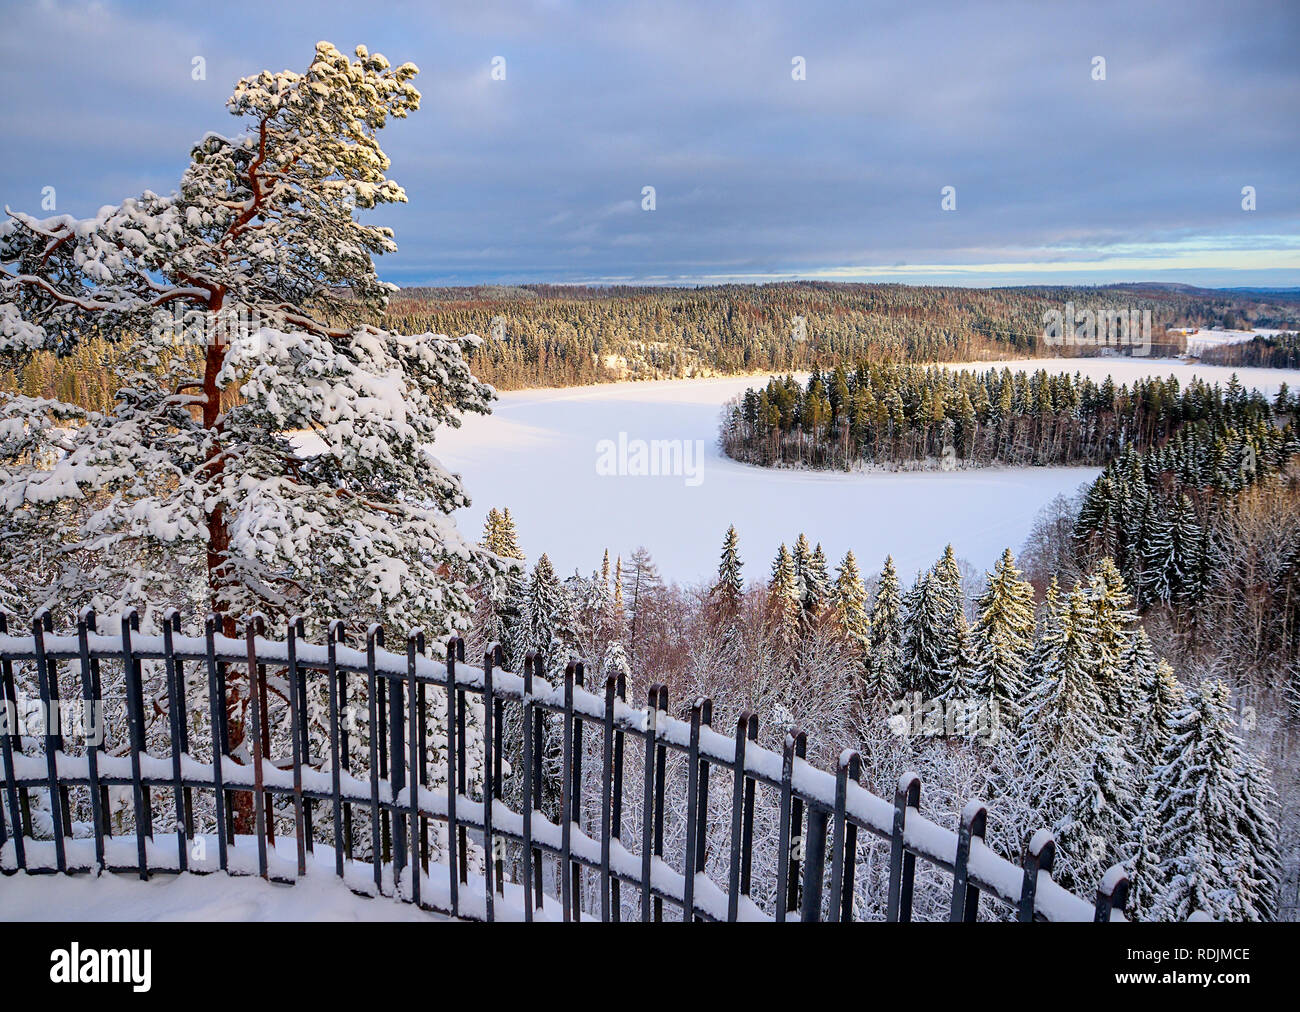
[0,608,1131,922]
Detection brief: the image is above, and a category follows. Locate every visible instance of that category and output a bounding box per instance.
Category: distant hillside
[380,282,1300,391]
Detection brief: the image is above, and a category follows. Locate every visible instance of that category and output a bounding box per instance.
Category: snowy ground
[1173,327,1294,357]
[423,358,1300,585]
[0,870,447,921]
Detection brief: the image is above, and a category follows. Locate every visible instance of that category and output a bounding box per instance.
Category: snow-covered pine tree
[507,553,576,674]
[802,542,832,629]
[1011,582,1105,839]
[966,547,1035,722]
[707,524,744,628]
[496,507,525,560]
[866,556,904,697]
[1124,794,1166,921]
[1131,647,1183,774]
[0,42,496,639]
[0,43,501,849]
[831,549,870,657]
[1151,681,1246,921]
[1233,750,1283,922]
[1086,557,1137,732]
[901,570,953,698]
[766,543,800,647]
[502,553,574,821]
[933,543,964,621]
[481,506,525,560]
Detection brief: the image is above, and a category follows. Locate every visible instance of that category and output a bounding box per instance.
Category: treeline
[384,282,1260,391]
[6,282,1296,407]
[720,364,1293,471]
[1199,331,1300,369]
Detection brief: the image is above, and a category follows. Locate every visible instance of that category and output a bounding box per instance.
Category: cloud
[1,0,1296,286]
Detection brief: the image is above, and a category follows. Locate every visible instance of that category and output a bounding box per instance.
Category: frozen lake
[427,357,1300,586]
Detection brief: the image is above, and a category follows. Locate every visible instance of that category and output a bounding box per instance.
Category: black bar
[204,616,229,873]
[0,613,29,870]
[76,610,105,870]
[326,621,346,878]
[121,611,149,879]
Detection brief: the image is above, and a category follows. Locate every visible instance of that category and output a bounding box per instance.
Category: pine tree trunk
[199,309,254,833]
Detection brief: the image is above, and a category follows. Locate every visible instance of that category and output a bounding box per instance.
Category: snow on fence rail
[0,608,1131,922]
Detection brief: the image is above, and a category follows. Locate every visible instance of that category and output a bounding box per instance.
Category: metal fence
[0,608,1132,922]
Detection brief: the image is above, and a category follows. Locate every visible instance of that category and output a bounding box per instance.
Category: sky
[1,0,1297,288]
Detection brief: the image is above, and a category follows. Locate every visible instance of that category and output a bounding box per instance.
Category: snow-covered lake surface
[423,357,1294,585]
[1174,327,1294,357]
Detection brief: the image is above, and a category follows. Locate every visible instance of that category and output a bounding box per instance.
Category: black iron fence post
[886,772,921,922]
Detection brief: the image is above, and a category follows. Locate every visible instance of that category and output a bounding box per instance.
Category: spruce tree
[1086,558,1136,732]
[503,553,573,822]
[933,543,964,622]
[1124,796,1166,921]
[494,507,525,559]
[941,610,980,718]
[1140,508,1177,608]
[790,533,829,632]
[708,525,745,628]
[1132,650,1183,774]
[767,543,800,647]
[866,556,904,696]
[1013,583,1105,827]
[481,507,504,551]
[967,547,1036,721]
[803,542,832,628]
[507,553,576,675]
[601,639,633,686]
[1053,734,1136,895]
[1151,682,1244,921]
[831,550,870,656]
[1232,752,1283,922]
[901,570,954,698]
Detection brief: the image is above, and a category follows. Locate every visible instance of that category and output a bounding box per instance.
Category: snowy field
[425,358,1300,586]
[1174,327,1294,357]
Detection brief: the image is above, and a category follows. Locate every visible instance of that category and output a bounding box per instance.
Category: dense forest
[386,282,1273,389]
[467,507,1283,921]
[720,365,1294,471]
[9,282,1298,410]
[1200,331,1300,369]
